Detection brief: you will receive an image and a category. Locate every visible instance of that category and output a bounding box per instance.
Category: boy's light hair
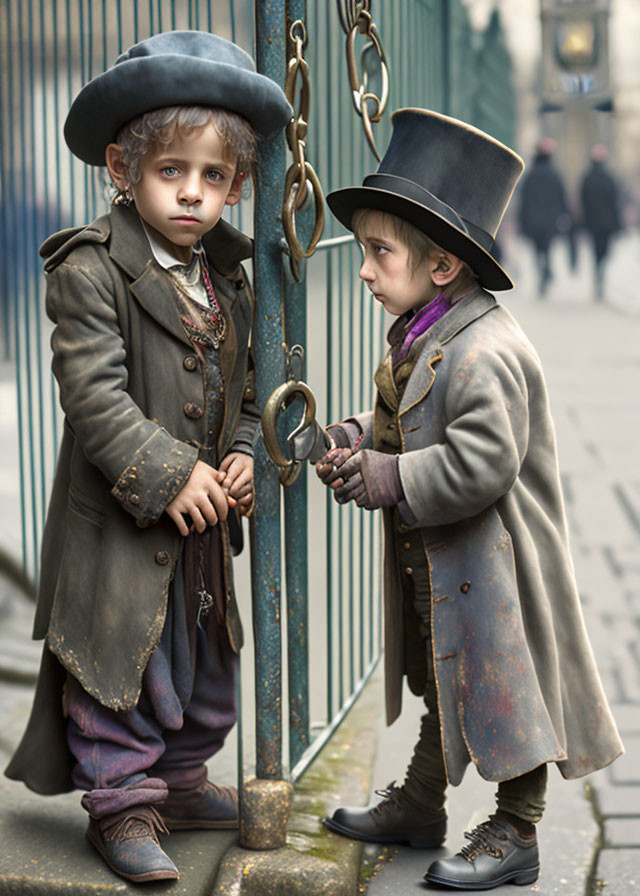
[116,105,257,185]
[352,207,479,296]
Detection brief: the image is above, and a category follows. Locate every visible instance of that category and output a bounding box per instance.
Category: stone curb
[213,663,384,895]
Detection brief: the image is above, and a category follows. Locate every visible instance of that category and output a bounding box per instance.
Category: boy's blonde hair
[352,207,478,297]
[116,105,257,184]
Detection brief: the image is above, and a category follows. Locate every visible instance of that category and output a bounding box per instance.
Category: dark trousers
[399,533,548,824]
[65,533,238,819]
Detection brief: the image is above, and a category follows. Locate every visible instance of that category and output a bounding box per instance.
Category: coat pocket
[68,485,106,527]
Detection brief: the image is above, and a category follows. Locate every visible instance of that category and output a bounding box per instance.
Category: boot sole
[323,815,446,849]
[163,816,239,831]
[424,865,540,889]
[87,824,180,883]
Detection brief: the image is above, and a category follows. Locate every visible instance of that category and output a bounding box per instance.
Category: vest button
[129,493,140,506]
[403,541,411,550]
[405,567,413,576]
[460,581,471,593]
[184,402,203,419]
[155,551,170,565]
[183,355,198,371]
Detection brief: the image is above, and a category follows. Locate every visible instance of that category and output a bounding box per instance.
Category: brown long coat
[6,204,258,793]
[354,288,623,785]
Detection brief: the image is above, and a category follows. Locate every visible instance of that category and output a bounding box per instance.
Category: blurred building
[539,0,613,192]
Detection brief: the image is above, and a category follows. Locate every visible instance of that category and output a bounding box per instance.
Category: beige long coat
[354,288,622,785]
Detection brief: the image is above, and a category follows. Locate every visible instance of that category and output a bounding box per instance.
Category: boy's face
[120,122,243,263]
[357,212,438,316]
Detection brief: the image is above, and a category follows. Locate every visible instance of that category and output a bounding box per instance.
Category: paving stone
[594,785,640,819]
[594,848,640,895]
[604,818,640,847]
[608,704,640,735]
[608,736,640,786]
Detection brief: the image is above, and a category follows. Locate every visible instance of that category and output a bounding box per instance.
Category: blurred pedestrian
[580,144,621,299]
[517,137,571,296]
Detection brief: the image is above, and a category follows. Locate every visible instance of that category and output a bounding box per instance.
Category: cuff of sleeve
[111,428,198,525]
[228,441,254,458]
[327,420,362,450]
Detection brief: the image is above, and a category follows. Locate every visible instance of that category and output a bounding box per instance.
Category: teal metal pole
[283,0,311,774]
[252,0,287,781]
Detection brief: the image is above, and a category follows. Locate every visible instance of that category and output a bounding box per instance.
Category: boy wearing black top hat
[316,109,622,890]
[5,31,290,883]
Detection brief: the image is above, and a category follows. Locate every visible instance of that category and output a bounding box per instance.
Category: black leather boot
[424,814,539,890]
[324,781,446,848]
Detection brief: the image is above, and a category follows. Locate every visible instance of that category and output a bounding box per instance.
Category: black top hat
[327,109,524,290]
[64,30,292,166]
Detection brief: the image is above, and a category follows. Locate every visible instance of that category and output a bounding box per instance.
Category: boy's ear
[225,171,246,207]
[430,251,463,286]
[105,144,129,190]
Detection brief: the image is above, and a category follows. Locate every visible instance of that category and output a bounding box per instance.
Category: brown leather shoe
[161,779,238,830]
[87,805,179,883]
[323,781,446,848]
[424,815,540,890]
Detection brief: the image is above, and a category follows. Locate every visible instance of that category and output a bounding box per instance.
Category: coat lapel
[108,205,253,353]
[399,288,498,415]
[108,205,192,346]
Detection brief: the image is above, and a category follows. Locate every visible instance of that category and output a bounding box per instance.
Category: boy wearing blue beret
[317,109,623,890]
[6,31,291,883]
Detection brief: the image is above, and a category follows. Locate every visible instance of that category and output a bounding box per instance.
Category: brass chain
[338,1,389,162]
[281,19,325,283]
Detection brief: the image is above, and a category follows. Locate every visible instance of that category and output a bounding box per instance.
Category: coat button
[405,567,413,576]
[129,493,140,506]
[460,581,471,593]
[403,542,411,550]
[183,355,198,371]
[155,551,170,565]
[184,401,203,419]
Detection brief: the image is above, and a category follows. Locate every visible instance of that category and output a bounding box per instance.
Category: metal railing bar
[290,652,380,782]
[27,0,48,539]
[252,0,287,780]
[16,1,40,577]
[2,2,27,562]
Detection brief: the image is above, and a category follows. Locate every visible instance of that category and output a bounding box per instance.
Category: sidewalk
[0,232,639,894]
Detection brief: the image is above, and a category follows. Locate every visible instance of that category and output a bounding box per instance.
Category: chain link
[281,19,325,282]
[339,1,389,162]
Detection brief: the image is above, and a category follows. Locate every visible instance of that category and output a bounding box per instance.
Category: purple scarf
[393,293,452,366]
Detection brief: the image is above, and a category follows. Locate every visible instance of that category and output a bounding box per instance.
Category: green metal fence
[0,0,517,786]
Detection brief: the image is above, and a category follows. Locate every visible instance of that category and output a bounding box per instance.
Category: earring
[113,187,132,207]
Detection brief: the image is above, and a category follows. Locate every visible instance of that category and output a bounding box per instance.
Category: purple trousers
[65,529,238,819]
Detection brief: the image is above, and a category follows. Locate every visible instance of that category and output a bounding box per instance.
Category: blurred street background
[1,1,639,893]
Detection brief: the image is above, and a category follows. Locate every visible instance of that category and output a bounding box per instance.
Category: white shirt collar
[142,221,205,271]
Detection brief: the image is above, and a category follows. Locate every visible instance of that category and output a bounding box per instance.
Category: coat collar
[108,203,253,279]
[106,205,252,349]
[399,287,498,414]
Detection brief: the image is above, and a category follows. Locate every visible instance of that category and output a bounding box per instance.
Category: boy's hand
[219,452,254,516]
[333,450,404,510]
[166,459,235,536]
[315,447,354,487]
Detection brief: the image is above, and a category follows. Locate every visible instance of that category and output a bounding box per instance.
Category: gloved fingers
[334,471,364,503]
[316,447,353,484]
[336,481,367,506]
[337,451,364,481]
